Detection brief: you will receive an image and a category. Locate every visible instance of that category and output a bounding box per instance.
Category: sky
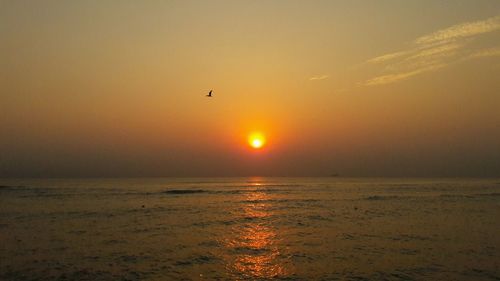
[1,0,500,177]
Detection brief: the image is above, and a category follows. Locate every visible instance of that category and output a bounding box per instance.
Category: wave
[366,192,500,201]
[0,185,27,190]
[364,195,411,200]
[220,183,303,189]
[163,189,207,194]
[475,192,500,197]
[439,192,500,199]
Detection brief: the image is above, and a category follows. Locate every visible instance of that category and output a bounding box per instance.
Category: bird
[206,90,213,97]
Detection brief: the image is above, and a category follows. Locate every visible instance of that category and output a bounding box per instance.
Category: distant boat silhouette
[206,90,213,97]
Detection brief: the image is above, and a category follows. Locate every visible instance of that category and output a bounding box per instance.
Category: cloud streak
[365,64,445,86]
[415,16,500,45]
[406,43,461,60]
[468,47,500,58]
[309,74,329,81]
[364,15,500,86]
[367,51,408,64]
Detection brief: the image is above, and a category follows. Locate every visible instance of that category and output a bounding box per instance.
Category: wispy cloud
[415,16,500,45]
[364,15,500,86]
[367,51,408,64]
[468,47,500,58]
[309,74,329,81]
[365,64,445,86]
[406,43,461,60]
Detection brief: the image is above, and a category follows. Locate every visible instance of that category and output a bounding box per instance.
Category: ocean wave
[229,183,303,188]
[439,192,500,199]
[364,192,500,201]
[0,185,65,198]
[174,254,220,266]
[364,195,411,200]
[163,189,207,194]
[439,194,474,199]
[0,185,27,190]
[237,198,321,205]
[475,192,500,197]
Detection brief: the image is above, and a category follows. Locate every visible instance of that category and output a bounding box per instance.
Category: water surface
[1,178,499,280]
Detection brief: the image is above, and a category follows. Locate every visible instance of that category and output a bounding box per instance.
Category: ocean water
[0,177,499,280]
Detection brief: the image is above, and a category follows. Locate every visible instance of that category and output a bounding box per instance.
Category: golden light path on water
[224,181,285,279]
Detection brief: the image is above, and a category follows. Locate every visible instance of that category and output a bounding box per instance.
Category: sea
[1,177,499,280]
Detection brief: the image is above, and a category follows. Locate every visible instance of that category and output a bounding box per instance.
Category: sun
[248,132,266,149]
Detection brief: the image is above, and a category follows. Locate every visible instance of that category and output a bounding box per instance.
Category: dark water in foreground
[1,178,499,280]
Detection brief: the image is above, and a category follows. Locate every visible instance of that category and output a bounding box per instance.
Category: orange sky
[1,1,500,177]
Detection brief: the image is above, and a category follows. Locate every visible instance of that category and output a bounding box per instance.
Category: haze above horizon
[1,1,499,177]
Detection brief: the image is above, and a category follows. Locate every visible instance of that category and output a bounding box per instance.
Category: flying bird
[206,90,213,97]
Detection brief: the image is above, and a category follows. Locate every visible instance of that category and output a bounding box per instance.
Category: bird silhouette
[206,90,213,97]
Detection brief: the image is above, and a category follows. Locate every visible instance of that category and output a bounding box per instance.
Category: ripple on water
[163,189,206,194]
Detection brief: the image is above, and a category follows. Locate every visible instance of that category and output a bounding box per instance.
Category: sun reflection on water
[225,183,286,279]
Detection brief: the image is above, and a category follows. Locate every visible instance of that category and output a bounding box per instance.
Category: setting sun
[248,133,266,149]
[2,2,499,280]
